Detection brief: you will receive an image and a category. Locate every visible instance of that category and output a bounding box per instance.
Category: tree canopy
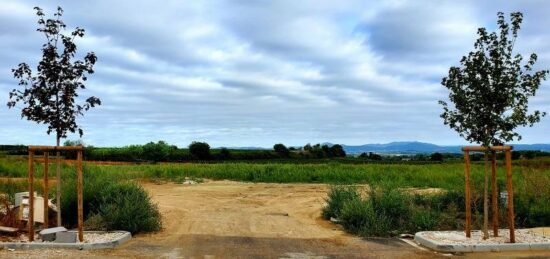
[8,6,101,144]
[439,12,548,146]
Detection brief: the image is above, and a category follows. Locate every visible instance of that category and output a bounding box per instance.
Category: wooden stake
[28,151,35,241]
[56,151,61,226]
[482,151,489,239]
[505,150,515,243]
[43,152,49,228]
[463,150,471,238]
[77,150,84,242]
[491,151,498,237]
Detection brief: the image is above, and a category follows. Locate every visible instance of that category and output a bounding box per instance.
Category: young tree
[439,12,548,239]
[7,7,101,226]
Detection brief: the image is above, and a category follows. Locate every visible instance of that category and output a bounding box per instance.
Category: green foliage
[189,141,211,160]
[514,170,550,227]
[440,12,548,146]
[218,147,231,159]
[339,198,388,236]
[329,144,346,157]
[430,152,443,162]
[59,165,161,234]
[88,182,162,234]
[7,6,101,140]
[359,152,383,161]
[143,141,177,162]
[322,186,360,219]
[323,183,550,237]
[273,143,290,157]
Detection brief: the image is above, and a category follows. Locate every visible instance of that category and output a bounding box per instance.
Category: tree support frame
[462,145,515,243]
[27,145,84,242]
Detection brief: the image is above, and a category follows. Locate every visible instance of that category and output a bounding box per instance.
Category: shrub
[370,187,411,229]
[60,167,161,234]
[61,167,112,227]
[89,182,162,234]
[322,186,360,220]
[324,185,470,237]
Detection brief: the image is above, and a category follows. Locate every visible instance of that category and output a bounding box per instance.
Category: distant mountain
[340,141,550,154]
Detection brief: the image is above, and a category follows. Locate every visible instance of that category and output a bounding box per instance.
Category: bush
[88,182,162,234]
[324,185,467,237]
[61,167,112,227]
[322,186,360,220]
[61,167,161,234]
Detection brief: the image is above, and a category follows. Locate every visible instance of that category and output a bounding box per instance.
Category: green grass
[1,156,549,191]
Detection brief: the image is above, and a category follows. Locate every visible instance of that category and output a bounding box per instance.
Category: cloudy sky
[1,1,549,147]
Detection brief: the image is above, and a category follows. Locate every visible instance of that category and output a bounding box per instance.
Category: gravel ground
[0,231,126,244]
[422,229,550,245]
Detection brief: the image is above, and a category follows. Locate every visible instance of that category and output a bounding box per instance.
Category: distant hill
[340,141,550,154]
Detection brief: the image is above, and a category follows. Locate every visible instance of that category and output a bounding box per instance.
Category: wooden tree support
[27,146,84,242]
[462,145,515,243]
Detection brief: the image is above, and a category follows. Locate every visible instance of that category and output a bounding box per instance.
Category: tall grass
[2,156,547,191]
[325,173,550,237]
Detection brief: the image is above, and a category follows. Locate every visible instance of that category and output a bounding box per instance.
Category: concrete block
[55,231,77,243]
[39,226,67,242]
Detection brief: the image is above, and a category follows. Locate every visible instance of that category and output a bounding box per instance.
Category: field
[1,155,549,190]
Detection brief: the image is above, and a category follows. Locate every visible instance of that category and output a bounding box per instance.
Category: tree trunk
[56,136,62,226]
[483,150,490,239]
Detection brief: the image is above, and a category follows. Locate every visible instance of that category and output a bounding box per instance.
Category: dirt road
[2,180,548,258]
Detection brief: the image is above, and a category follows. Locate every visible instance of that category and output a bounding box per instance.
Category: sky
[0,0,549,148]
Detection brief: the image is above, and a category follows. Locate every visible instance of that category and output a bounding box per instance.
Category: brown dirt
[1,180,548,258]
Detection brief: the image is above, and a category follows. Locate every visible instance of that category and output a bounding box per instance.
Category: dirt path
[3,180,548,258]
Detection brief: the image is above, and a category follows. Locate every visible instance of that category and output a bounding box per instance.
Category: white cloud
[0,0,549,147]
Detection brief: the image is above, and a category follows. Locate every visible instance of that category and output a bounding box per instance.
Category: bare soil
[1,180,548,258]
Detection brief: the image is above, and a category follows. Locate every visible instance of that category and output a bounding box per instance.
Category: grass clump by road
[60,167,162,234]
[323,185,466,237]
[324,173,550,237]
[85,182,162,234]
[322,186,361,220]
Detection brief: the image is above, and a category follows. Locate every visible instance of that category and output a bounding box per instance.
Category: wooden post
[491,151,498,237]
[463,150,471,238]
[56,151,61,226]
[505,150,515,243]
[28,151,35,241]
[43,152,49,228]
[77,150,84,242]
